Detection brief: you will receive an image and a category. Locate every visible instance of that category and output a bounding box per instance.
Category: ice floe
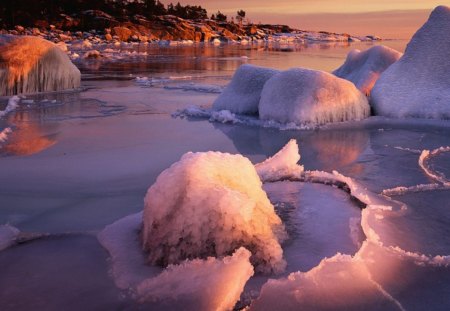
[136,247,254,311]
[255,139,304,182]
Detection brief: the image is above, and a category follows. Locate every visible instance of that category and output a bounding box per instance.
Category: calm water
[1,41,450,310]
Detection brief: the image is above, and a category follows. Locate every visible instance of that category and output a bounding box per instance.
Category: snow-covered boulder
[0,36,80,95]
[137,247,254,311]
[333,45,402,95]
[371,6,450,118]
[142,151,287,274]
[259,68,370,126]
[212,64,279,114]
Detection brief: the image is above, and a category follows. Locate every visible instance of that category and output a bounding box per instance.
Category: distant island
[0,0,381,43]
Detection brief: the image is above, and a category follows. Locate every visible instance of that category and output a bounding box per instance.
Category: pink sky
[161,1,448,39]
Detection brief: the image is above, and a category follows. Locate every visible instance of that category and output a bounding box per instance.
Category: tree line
[0,0,246,29]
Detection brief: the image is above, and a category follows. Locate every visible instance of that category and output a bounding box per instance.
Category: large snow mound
[259,68,370,126]
[137,247,254,311]
[142,151,287,274]
[0,36,80,95]
[212,64,279,114]
[371,6,450,118]
[333,45,402,95]
[255,139,304,182]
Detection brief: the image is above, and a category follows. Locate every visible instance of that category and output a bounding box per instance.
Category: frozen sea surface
[1,41,450,310]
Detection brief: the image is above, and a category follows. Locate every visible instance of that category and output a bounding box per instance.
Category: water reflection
[77,41,405,77]
[0,91,125,156]
[213,122,369,173]
[1,114,57,156]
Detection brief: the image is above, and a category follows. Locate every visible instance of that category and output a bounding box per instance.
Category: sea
[1,40,449,310]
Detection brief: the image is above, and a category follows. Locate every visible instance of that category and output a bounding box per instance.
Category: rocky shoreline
[1,13,381,46]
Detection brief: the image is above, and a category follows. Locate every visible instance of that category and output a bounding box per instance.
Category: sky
[161,0,450,39]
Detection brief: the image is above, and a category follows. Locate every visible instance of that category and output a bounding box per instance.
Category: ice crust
[333,45,402,95]
[212,64,279,114]
[259,68,370,126]
[255,139,304,182]
[371,6,450,118]
[0,224,19,251]
[142,151,287,274]
[250,252,398,311]
[0,36,80,95]
[0,96,20,118]
[136,247,254,311]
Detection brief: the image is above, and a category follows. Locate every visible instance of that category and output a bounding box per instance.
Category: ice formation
[98,212,157,290]
[136,247,254,311]
[255,139,304,182]
[0,224,19,251]
[333,45,402,95]
[0,36,80,95]
[259,68,370,126]
[418,147,450,185]
[212,64,279,114]
[0,96,20,118]
[250,252,399,311]
[142,151,287,273]
[371,6,450,118]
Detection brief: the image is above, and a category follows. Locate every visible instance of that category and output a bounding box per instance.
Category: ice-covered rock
[142,151,287,274]
[0,36,80,95]
[333,45,402,95]
[371,6,450,118]
[83,50,102,59]
[259,68,370,126]
[212,64,279,114]
[255,139,304,182]
[137,247,254,311]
